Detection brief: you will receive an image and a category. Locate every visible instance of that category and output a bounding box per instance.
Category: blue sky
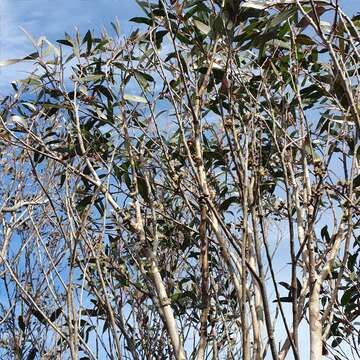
[0,0,141,94]
[0,0,358,95]
[0,0,359,358]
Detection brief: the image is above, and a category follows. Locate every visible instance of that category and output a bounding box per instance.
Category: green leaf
[77,75,104,83]
[176,32,193,45]
[241,1,268,10]
[349,272,357,281]
[331,337,343,348]
[279,282,291,291]
[0,52,39,66]
[211,15,225,36]
[134,70,154,82]
[111,17,121,37]
[348,253,357,272]
[0,59,24,67]
[274,296,292,303]
[268,7,296,28]
[31,308,47,324]
[77,196,94,212]
[155,30,168,48]
[133,72,153,90]
[219,196,239,211]
[27,348,38,360]
[265,39,291,50]
[137,176,150,202]
[250,29,278,47]
[124,171,132,190]
[56,39,74,47]
[113,62,127,71]
[129,17,153,25]
[11,115,27,128]
[18,316,26,331]
[23,52,39,60]
[184,4,203,20]
[193,20,210,35]
[113,164,123,181]
[102,320,110,334]
[95,85,113,100]
[296,34,315,45]
[49,308,62,322]
[353,174,360,188]
[124,94,147,103]
[341,288,354,306]
[320,225,331,243]
[82,30,93,54]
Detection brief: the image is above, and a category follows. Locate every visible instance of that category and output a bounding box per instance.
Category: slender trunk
[197,203,210,360]
[122,115,186,360]
[309,277,322,360]
[149,256,186,360]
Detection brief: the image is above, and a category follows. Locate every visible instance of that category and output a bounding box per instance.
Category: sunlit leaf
[124,94,147,103]
[193,20,210,35]
[77,75,104,82]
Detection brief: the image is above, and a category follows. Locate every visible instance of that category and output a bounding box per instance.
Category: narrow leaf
[77,75,104,83]
[124,94,147,103]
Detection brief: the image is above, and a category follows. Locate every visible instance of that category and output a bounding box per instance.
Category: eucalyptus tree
[0,0,359,359]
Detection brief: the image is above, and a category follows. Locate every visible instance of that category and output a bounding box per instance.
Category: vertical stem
[121,114,186,360]
[197,201,210,360]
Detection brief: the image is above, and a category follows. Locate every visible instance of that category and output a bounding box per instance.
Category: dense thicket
[1,1,360,359]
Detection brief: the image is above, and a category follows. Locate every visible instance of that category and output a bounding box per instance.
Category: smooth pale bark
[196,203,210,360]
[149,256,186,360]
[122,115,186,360]
[309,279,322,360]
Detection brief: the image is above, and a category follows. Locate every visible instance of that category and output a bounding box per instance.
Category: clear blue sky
[0,0,358,94]
[0,0,141,94]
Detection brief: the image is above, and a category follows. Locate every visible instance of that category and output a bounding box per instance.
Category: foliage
[0,1,360,359]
